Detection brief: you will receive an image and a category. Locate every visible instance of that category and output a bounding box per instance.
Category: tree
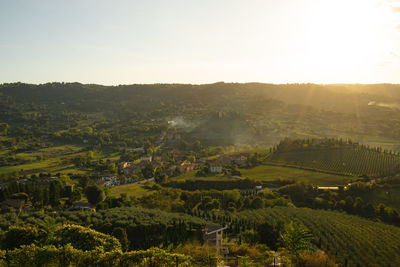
[32,187,44,208]
[112,227,130,251]
[56,224,121,252]
[0,189,6,202]
[258,220,285,250]
[79,175,90,189]
[39,217,58,245]
[279,222,314,263]
[230,165,241,177]
[155,173,168,184]
[1,226,46,250]
[193,140,201,152]
[353,197,364,212]
[251,196,264,209]
[49,180,62,207]
[0,123,9,135]
[141,163,154,178]
[87,150,94,159]
[69,187,82,203]
[43,188,50,206]
[205,199,221,211]
[85,185,105,206]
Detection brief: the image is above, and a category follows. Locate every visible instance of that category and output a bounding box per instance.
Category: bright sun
[297,0,396,82]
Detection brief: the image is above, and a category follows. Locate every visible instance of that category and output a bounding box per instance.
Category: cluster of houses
[119,155,197,178]
[119,156,154,176]
[118,153,250,179]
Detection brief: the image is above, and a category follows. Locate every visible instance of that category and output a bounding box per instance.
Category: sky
[1,0,400,85]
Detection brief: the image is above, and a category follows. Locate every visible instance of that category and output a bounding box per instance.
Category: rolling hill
[269,138,400,177]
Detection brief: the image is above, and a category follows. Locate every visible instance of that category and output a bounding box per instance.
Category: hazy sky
[1,0,400,84]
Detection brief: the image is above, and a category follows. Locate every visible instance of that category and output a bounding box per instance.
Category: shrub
[55,224,121,252]
[1,226,46,250]
[4,245,192,267]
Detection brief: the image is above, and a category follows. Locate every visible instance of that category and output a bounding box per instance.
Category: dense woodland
[1,82,400,266]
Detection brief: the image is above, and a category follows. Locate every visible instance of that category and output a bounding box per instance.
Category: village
[106,152,251,187]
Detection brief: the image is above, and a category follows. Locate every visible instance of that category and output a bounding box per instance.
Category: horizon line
[1,81,400,87]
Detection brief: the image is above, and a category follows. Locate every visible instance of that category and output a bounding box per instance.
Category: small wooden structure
[204,225,228,265]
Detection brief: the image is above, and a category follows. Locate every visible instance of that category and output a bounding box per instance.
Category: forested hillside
[1,82,400,149]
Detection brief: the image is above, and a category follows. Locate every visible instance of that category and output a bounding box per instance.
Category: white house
[210,164,223,173]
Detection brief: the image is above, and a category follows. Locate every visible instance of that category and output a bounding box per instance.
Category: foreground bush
[302,250,335,267]
[55,224,121,251]
[0,224,191,266]
[1,224,121,252]
[1,226,46,250]
[0,207,208,250]
[175,242,272,266]
[0,244,191,267]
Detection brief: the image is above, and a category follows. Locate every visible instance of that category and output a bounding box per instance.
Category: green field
[108,183,153,197]
[240,165,351,185]
[38,145,83,154]
[15,152,38,161]
[173,165,352,186]
[172,171,232,182]
[0,158,60,174]
[0,145,120,175]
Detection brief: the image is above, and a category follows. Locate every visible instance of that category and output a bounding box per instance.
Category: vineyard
[235,207,400,266]
[269,138,400,177]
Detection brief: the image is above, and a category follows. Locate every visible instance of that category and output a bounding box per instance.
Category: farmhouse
[101,176,119,186]
[210,164,223,173]
[232,154,249,166]
[178,160,196,173]
[317,186,339,191]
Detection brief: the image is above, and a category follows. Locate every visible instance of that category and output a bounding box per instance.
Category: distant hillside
[2,82,400,114]
[2,82,400,147]
[269,138,400,177]
[236,206,400,266]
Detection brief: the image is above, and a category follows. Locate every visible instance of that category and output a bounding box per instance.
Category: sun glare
[297,0,394,82]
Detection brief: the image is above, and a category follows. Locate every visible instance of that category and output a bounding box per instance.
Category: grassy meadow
[173,164,352,186]
[0,145,120,175]
[108,183,154,198]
